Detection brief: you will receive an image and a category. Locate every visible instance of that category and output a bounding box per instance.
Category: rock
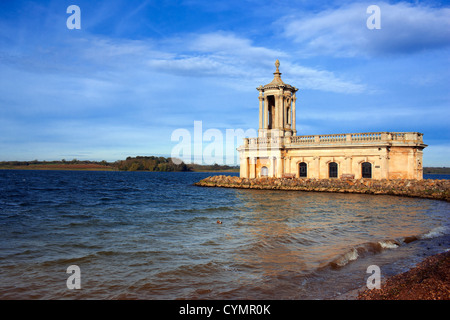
[194,176,450,201]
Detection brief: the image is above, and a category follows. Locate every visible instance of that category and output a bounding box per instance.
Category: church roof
[260,59,297,91]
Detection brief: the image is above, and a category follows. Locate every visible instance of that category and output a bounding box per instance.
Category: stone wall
[194,176,450,202]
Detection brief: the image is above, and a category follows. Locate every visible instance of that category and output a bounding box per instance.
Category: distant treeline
[0,157,240,172]
[423,167,450,174]
[116,156,189,171]
[116,156,238,172]
[186,163,239,172]
[4,158,442,173]
[0,159,112,168]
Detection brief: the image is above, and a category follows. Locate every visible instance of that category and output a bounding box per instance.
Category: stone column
[240,156,248,178]
[278,93,284,129]
[418,150,424,180]
[258,95,263,135]
[284,96,288,127]
[270,156,275,177]
[264,96,268,130]
[407,150,414,179]
[345,156,352,175]
[277,155,284,177]
[381,152,389,179]
[286,156,291,175]
[314,156,320,179]
[287,97,291,126]
[292,94,297,135]
[250,157,257,179]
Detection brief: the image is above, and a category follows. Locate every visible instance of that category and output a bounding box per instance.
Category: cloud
[145,32,284,79]
[0,12,370,162]
[190,32,284,60]
[284,63,366,93]
[144,32,365,93]
[280,2,450,57]
[0,1,448,166]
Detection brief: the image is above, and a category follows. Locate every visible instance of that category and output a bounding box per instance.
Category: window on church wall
[299,162,307,178]
[261,166,268,177]
[329,162,338,178]
[362,162,372,179]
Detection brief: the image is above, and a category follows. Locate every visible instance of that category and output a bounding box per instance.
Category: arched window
[329,162,338,178]
[299,162,307,178]
[261,166,268,177]
[362,162,372,178]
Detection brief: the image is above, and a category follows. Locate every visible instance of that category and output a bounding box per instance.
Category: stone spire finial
[275,59,280,72]
[262,59,289,87]
[272,59,282,82]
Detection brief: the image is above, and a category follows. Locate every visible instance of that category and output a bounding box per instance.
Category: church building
[237,60,427,180]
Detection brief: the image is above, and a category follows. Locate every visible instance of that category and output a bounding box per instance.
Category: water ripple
[0,170,449,299]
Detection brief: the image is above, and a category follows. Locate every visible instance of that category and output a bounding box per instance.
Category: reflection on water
[220,189,448,299]
[221,190,445,299]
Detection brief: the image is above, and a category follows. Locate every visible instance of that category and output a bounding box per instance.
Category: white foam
[379,240,399,249]
[421,226,448,239]
[336,248,359,267]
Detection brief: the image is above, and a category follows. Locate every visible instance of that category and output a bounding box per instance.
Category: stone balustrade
[244,132,424,147]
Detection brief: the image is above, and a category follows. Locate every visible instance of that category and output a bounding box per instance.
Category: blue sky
[0,0,449,165]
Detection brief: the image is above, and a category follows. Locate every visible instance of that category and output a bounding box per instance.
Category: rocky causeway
[194,176,450,202]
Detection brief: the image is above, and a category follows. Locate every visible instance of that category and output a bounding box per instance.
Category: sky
[0,0,449,166]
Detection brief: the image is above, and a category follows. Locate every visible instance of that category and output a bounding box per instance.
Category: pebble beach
[358,250,450,300]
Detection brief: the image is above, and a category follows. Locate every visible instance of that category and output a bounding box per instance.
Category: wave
[155,261,225,279]
[328,240,400,268]
[172,206,235,215]
[420,226,448,239]
[35,249,147,269]
[327,225,448,269]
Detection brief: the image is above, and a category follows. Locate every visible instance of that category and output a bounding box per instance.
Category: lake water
[0,170,449,299]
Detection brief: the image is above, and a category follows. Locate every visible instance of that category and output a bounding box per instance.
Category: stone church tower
[257,59,298,138]
[238,60,427,180]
